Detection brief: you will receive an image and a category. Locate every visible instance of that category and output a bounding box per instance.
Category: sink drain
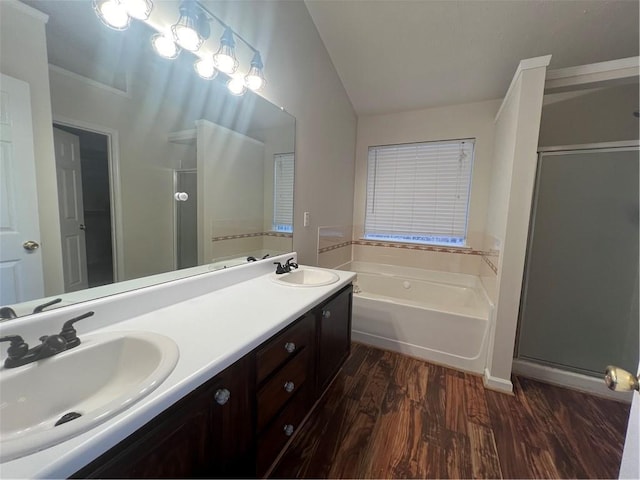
[55,411,82,427]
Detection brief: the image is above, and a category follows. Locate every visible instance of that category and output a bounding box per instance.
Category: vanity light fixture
[213,27,239,74]
[227,75,247,96]
[171,1,210,52]
[152,33,180,59]
[95,0,267,95]
[244,51,266,91]
[120,0,153,20]
[93,0,131,30]
[194,56,218,80]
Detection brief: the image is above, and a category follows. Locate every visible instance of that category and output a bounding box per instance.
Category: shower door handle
[604,365,639,393]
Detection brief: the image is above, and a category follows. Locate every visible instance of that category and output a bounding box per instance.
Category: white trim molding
[494,55,552,122]
[545,56,639,92]
[483,368,513,394]
[52,115,125,283]
[48,65,130,98]
[512,359,633,403]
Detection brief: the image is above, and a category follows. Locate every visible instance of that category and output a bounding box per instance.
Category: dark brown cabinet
[70,284,352,479]
[316,285,352,393]
[254,312,315,476]
[72,355,254,479]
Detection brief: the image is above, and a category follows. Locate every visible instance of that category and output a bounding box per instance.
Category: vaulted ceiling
[305,0,639,115]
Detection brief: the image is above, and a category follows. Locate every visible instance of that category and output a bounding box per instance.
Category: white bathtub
[344,261,493,374]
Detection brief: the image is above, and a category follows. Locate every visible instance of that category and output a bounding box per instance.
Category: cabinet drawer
[257,348,308,431]
[257,387,308,477]
[256,313,313,384]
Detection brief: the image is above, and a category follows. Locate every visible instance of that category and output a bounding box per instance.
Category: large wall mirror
[0,0,295,319]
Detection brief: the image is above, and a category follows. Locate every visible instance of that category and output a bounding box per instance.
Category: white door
[0,73,44,305]
[618,360,640,478]
[53,127,88,292]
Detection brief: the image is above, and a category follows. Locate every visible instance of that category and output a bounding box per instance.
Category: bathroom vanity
[0,255,355,479]
[72,285,352,478]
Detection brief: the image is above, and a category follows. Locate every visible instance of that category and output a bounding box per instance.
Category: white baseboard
[483,368,514,394]
[512,359,633,403]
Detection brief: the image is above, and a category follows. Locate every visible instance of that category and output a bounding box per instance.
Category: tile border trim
[482,255,498,274]
[212,232,293,242]
[318,239,492,256]
[318,241,352,254]
[352,240,487,255]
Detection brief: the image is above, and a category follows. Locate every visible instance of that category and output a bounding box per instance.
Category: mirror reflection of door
[175,169,197,270]
[53,125,114,291]
[0,74,44,305]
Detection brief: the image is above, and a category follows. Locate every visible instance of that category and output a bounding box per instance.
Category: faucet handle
[0,335,29,360]
[274,262,288,274]
[32,298,62,314]
[285,258,298,270]
[60,311,95,348]
[0,306,17,320]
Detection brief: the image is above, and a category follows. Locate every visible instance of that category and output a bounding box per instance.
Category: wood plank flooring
[271,343,631,479]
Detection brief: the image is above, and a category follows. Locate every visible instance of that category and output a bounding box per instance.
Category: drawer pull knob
[284,342,296,353]
[214,388,231,405]
[283,424,295,436]
[322,309,331,319]
[283,381,295,393]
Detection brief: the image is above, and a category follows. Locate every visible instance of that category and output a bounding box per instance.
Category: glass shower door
[517,145,639,376]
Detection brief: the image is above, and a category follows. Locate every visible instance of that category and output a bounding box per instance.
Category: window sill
[357,238,473,250]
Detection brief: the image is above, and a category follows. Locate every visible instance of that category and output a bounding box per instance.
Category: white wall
[201,0,358,265]
[539,82,639,146]
[484,57,550,392]
[48,67,193,280]
[352,99,500,273]
[196,120,265,263]
[0,0,65,296]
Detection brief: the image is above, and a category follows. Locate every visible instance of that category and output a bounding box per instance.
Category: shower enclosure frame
[513,139,639,400]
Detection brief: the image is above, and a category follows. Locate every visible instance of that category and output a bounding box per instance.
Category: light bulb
[244,72,265,91]
[173,24,201,51]
[121,0,152,20]
[228,76,246,96]
[244,51,265,91]
[194,57,217,80]
[213,27,238,74]
[94,0,130,30]
[214,53,236,74]
[152,33,179,59]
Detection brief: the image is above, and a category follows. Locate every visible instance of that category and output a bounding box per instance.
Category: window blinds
[365,139,474,246]
[273,153,294,232]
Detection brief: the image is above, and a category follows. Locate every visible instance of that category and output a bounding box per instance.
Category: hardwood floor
[271,343,631,479]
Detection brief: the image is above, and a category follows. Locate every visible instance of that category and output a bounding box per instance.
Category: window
[365,139,474,246]
[272,153,294,233]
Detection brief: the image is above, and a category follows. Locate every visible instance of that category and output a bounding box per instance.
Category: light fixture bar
[193,1,260,55]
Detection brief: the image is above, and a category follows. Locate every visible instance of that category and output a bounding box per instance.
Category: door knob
[79,224,86,231]
[22,240,40,251]
[604,365,639,392]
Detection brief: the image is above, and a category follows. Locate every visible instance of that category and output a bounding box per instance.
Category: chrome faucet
[0,311,94,368]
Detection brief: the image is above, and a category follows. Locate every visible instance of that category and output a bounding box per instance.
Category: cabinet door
[317,286,352,393]
[73,356,254,479]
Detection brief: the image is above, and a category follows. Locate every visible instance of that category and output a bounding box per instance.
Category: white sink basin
[0,331,179,462]
[271,267,340,287]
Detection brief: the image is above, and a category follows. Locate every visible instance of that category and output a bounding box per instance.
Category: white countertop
[0,262,355,479]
